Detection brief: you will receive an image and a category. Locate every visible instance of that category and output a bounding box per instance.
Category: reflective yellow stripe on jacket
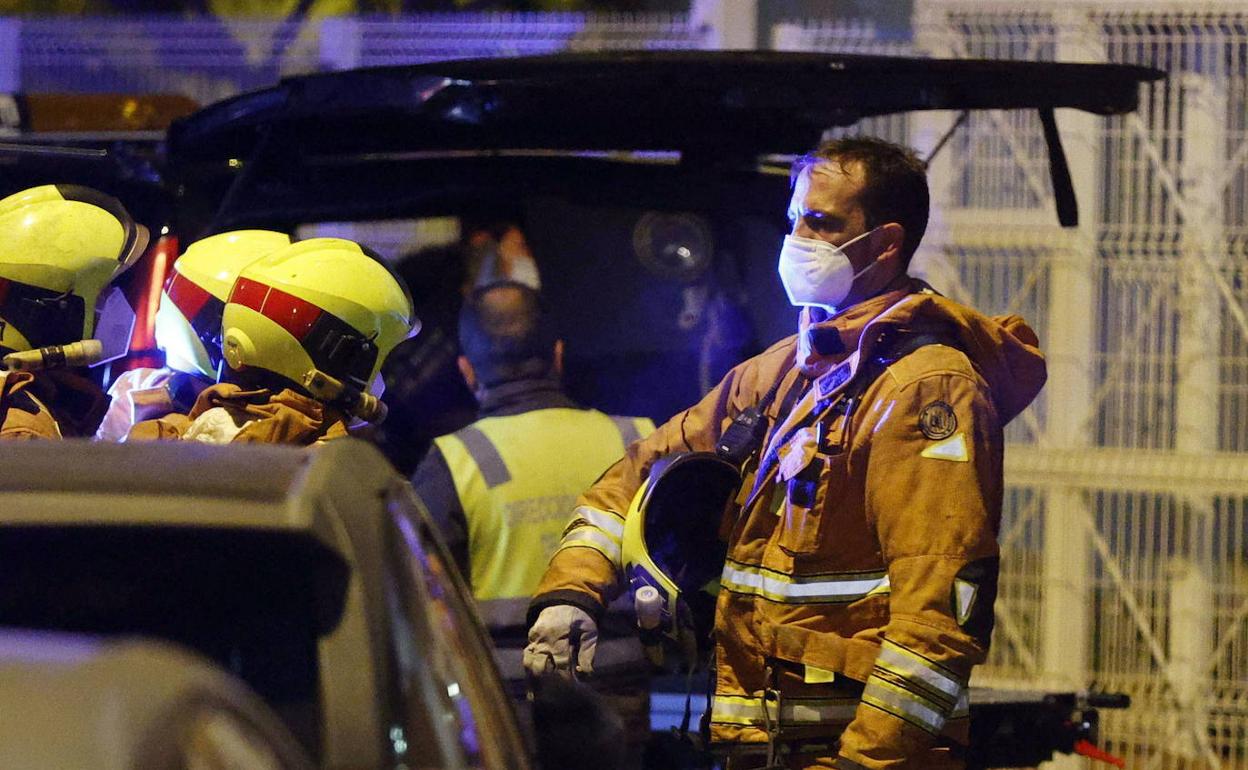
[720,559,891,604]
[436,408,653,601]
[558,504,626,567]
[710,694,860,728]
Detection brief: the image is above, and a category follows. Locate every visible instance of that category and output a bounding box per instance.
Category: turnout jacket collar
[796,276,1046,424]
[127,382,350,444]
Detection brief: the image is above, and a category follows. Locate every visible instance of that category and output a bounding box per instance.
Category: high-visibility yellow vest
[434,407,653,601]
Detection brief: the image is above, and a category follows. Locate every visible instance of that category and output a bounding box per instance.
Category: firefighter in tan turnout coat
[524,137,1047,769]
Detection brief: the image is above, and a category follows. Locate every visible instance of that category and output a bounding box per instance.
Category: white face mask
[777,229,879,312]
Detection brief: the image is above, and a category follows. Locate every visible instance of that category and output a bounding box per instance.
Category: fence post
[1170,69,1224,761]
[0,18,20,93]
[690,0,757,50]
[319,16,363,72]
[908,5,963,306]
[1041,7,1101,723]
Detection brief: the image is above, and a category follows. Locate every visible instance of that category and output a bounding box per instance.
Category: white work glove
[523,605,598,680]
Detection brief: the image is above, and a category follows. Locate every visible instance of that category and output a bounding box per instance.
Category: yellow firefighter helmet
[220,237,417,395]
[0,184,149,356]
[156,230,292,380]
[621,451,741,671]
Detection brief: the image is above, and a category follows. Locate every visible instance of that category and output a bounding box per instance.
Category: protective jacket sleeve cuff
[527,590,605,628]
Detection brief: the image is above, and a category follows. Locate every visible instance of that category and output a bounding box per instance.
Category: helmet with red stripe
[0,185,148,357]
[220,238,418,396]
[156,230,291,379]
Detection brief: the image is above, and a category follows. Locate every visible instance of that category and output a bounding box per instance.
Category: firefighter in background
[411,280,654,750]
[129,237,416,444]
[96,230,291,441]
[523,137,1048,769]
[0,184,149,439]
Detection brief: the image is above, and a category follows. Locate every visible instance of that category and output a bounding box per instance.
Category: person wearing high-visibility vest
[524,137,1048,769]
[411,280,654,745]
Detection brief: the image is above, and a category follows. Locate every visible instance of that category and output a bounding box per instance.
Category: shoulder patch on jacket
[918,401,957,440]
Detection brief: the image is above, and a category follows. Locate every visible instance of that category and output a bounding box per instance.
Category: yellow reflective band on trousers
[874,640,965,711]
[719,559,891,604]
[861,676,948,735]
[435,407,653,601]
[710,694,859,728]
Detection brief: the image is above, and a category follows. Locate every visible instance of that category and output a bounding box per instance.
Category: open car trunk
[168,51,1161,233]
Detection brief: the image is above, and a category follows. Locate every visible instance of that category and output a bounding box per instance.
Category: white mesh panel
[354,12,710,67]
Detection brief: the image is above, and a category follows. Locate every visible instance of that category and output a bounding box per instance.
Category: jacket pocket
[777,450,846,555]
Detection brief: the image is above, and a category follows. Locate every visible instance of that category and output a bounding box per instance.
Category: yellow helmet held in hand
[156,230,291,380]
[0,184,149,357]
[621,451,740,672]
[221,237,418,396]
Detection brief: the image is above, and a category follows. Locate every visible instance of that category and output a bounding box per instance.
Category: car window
[383,488,529,770]
[0,527,345,760]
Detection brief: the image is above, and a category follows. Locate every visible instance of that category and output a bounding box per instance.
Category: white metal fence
[4,5,1247,768]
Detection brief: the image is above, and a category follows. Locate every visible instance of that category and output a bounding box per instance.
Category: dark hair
[790,136,930,265]
[458,280,558,387]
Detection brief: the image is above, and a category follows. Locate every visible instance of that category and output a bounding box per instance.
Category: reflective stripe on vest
[454,425,511,487]
[720,559,891,604]
[435,407,654,601]
[610,414,642,446]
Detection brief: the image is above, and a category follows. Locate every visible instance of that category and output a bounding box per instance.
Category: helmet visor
[165,270,226,374]
[117,223,151,276]
[642,453,739,596]
[92,286,136,365]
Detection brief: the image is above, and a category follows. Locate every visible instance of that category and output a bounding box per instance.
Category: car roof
[0,439,414,570]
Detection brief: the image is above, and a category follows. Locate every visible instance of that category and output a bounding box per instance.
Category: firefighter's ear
[457,355,477,392]
[951,557,999,646]
[552,339,564,379]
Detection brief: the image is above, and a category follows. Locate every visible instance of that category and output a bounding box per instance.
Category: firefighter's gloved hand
[523,605,598,680]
